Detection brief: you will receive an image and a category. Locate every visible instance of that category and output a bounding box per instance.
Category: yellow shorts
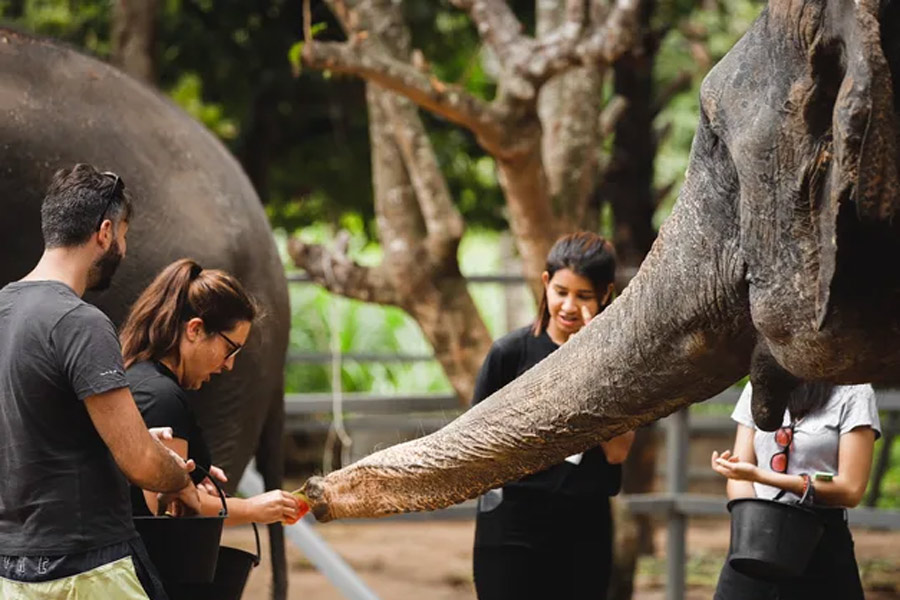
[0,555,151,599]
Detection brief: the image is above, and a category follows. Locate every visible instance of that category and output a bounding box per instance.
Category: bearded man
[0,164,200,599]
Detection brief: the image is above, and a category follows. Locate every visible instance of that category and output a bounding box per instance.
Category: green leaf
[288,41,304,77]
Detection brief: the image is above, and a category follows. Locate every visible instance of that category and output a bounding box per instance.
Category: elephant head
[297,0,900,521]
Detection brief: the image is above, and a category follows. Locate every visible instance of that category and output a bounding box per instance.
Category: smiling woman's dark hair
[532,232,617,336]
[120,258,258,368]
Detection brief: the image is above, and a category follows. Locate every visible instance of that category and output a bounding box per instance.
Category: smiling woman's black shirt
[472,325,620,545]
[472,325,621,498]
[126,360,212,516]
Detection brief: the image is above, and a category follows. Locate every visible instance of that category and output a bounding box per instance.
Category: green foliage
[168,73,238,139]
[2,0,110,54]
[871,429,899,509]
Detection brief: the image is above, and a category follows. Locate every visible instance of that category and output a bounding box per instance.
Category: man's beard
[787,381,834,420]
[87,239,123,291]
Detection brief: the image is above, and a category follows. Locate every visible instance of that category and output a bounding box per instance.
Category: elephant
[298,0,900,521]
[0,28,292,598]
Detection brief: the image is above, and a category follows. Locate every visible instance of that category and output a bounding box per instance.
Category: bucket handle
[249,522,261,566]
[193,464,228,517]
[191,465,261,566]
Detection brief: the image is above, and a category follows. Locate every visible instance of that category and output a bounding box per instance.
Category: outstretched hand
[711,449,758,482]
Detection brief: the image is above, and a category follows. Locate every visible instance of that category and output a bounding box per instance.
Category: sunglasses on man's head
[96,171,124,231]
[769,423,794,473]
[218,331,243,360]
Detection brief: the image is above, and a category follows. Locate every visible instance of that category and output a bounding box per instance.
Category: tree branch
[575,0,640,66]
[287,235,400,306]
[451,0,533,70]
[379,93,465,266]
[477,0,640,86]
[302,40,505,144]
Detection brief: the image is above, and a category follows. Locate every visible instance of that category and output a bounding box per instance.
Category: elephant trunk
[302,118,755,522]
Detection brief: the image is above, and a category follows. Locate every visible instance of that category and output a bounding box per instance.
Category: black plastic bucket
[167,522,261,600]
[726,498,825,580]
[134,466,228,583]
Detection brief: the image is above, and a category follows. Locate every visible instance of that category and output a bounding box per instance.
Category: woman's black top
[126,360,212,517]
[472,325,621,548]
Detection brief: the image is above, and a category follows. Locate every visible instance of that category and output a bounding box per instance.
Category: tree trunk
[601,0,659,273]
[495,149,556,298]
[290,0,492,404]
[111,0,158,85]
[536,2,606,233]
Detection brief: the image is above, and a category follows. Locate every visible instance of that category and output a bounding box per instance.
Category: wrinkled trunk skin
[301,115,756,519]
[0,30,291,599]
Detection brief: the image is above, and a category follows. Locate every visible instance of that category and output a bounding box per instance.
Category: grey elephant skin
[299,0,900,521]
[0,28,291,598]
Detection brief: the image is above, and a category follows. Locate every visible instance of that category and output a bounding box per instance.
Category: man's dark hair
[41,164,132,248]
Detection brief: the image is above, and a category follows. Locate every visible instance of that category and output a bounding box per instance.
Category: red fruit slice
[284,491,311,525]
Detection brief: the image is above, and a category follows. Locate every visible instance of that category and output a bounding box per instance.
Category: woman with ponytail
[471,232,635,600]
[121,258,301,525]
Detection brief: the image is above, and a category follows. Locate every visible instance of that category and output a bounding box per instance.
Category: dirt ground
[223,517,900,600]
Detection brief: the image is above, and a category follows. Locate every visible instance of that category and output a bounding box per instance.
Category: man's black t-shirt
[472,325,622,497]
[127,360,212,516]
[0,281,134,554]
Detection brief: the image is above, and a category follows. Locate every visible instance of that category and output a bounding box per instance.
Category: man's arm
[85,386,195,495]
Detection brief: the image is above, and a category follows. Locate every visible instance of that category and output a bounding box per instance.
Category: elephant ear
[805,0,899,328]
[831,0,900,223]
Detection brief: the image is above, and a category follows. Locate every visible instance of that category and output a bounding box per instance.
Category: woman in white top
[711,382,880,600]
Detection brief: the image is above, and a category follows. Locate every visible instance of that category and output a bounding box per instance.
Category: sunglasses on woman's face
[217,331,243,360]
[769,423,794,473]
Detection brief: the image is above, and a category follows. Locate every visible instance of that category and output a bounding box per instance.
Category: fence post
[666,409,689,600]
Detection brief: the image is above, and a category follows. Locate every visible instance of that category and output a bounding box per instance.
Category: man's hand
[157,482,202,516]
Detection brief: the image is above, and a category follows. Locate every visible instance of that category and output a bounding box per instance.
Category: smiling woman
[471,232,635,600]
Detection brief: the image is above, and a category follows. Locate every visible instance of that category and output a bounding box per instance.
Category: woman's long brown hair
[120,258,257,368]
[532,232,617,336]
